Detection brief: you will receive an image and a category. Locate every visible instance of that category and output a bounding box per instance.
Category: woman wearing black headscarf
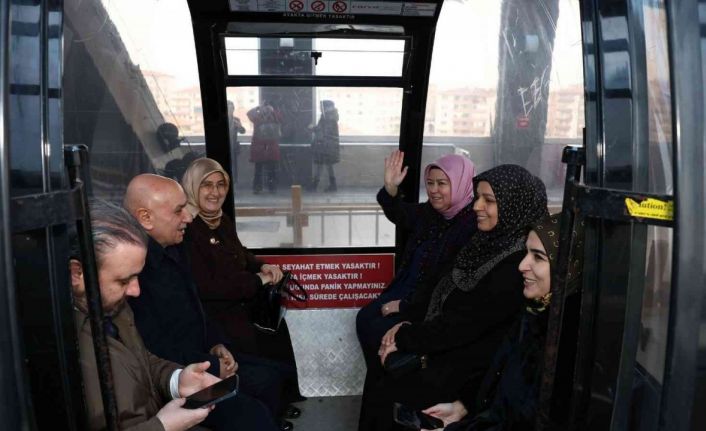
[361,165,548,431]
[421,213,584,431]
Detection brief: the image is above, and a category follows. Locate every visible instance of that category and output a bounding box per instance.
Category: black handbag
[383,351,429,378]
[250,271,308,333]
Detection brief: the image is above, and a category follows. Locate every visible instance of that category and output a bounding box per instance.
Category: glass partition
[629,1,674,426]
[225,86,401,248]
[225,37,406,77]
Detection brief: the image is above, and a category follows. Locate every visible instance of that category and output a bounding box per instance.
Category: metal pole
[348,210,352,246]
[375,209,380,246]
[64,145,119,431]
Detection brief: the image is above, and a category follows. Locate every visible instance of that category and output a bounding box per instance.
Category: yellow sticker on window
[625,197,674,221]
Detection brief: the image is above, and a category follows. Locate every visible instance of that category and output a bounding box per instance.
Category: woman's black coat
[390,250,527,405]
[447,310,548,431]
[361,250,526,428]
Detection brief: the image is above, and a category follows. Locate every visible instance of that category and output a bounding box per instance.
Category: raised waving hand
[384,150,409,197]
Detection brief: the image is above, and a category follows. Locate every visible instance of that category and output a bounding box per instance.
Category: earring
[535,292,552,308]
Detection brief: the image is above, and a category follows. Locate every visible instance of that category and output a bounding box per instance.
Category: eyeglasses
[200,181,227,192]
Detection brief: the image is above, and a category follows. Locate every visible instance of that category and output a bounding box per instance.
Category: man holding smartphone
[70,201,277,430]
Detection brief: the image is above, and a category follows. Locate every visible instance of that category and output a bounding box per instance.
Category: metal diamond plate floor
[286,309,366,397]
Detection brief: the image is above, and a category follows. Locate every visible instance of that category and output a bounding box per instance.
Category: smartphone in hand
[183,374,239,409]
[393,402,444,430]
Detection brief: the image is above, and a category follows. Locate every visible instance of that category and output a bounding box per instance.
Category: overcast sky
[104,0,583,89]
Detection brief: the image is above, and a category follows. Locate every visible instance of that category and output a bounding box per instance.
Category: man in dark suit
[123,174,292,431]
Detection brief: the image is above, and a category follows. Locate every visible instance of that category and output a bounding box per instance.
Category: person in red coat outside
[247,101,282,194]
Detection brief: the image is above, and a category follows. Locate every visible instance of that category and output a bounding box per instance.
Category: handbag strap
[280,271,308,302]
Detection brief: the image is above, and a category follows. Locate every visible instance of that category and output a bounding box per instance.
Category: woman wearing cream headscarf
[181,158,305,416]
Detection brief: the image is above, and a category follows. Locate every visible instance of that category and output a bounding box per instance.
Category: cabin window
[225,86,402,248]
[419,0,584,210]
[225,37,406,77]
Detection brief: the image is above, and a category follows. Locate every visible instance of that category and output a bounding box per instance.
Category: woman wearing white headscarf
[181,158,305,417]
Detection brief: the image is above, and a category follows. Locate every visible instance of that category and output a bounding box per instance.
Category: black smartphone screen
[393,402,420,428]
[393,402,444,430]
[418,411,443,429]
[183,374,239,409]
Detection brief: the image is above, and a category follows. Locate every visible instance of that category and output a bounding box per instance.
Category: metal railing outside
[235,186,389,247]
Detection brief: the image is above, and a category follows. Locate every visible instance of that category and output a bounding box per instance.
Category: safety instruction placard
[258,253,394,308]
[351,1,403,15]
[229,0,285,12]
[229,0,437,17]
[625,197,674,221]
[401,2,436,16]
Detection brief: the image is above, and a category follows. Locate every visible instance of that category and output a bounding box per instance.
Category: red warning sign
[289,0,304,12]
[310,0,326,12]
[332,0,348,13]
[258,254,395,308]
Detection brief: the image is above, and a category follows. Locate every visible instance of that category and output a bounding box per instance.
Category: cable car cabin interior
[1,0,705,430]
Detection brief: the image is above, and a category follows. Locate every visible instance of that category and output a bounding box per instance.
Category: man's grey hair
[87,200,148,266]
